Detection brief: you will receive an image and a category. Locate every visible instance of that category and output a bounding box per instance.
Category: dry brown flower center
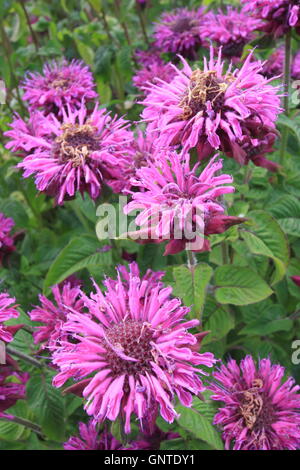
[54,123,99,167]
[179,69,234,120]
[51,78,70,90]
[239,379,274,431]
[170,17,194,33]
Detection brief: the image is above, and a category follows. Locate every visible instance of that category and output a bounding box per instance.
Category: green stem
[279,29,292,164]
[186,249,197,271]
[19,0,39,53]
[0,23,25,112]
[0,414,44,437]
[69,200,93,234]
[6,345,43,368]
[18,183,42,228]
[113,0,132,46]
[136,5,149,46]
[100,8,114,42]
[221,240,229,265]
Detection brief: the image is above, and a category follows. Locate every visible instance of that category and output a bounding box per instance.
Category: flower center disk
[171,17,193,33]
[179,70,232,120]
[54,123,100,166]
[103,320,154,377]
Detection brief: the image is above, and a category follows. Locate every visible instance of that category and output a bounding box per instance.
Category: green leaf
[202,307,234,344]
[215,265,273,305]
[26,374,65,441]
[242,210,289,284]
[277,114,300,144]
[172,263,213,317]
[239,317,293,336]
[87,0,102,12]
[74,40,95,67]
[44,235,112,293]
[176,403,223,450]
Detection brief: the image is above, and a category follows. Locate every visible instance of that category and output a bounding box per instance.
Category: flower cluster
[141,48,282,171]
[199,8,262,60]
[242,0,300,37]
[64,420,173,450]
[153,8,204,58]
[262,46,285,77]
[210,355,300,450]
[6,103,134,204]
[133,61,176,95]
[22,59,97,115]
[0,364,29,416]
[52,263,216,433]
[0,213,15,264]
[29,281,84,351]
[124,152,243,255]
[0,293,19,343]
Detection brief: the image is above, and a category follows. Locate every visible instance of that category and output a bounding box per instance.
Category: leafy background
[0,0,300,450]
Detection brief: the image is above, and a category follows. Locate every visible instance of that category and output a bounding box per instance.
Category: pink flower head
[141,48,282,171]
[124,151,243,255]
[135,48,163,68]
[241,0,300,37]
[210,355,300,450]
[0,213,15,263]
[10,103,133,205]
[133,62,176,95]
[105,261,164,289]
[199,8,263,60]
[153,8,204,58]
[52,264,216,433]
[112,129,165,193]
[29,282,84,351]
[292,50,300,79]
[0,293,19,343]
[4,113,52,156]
[262,46,284,78]
[64,421,124,450]
[64,420,151,450]
[21,59,97,115]
[0,365,29,413]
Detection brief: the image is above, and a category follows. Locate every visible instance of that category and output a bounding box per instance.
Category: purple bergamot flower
[6,103,134,205]
[21,59,98,115]
[29,282,84,351]
[292,50,300,79]
[241,0,300,37]
[262,46,284,78]
[141,48,282,171]
[153,8,204,59]
[0,364,29,416]
[133,61,176,95]
[0,213,15,264]
[52,263,216,433]
[64,420,151,450]
[124,152,244,255]
[0,293,19,343]
[209,355,300,450]
[135,48,163,68]
[199,8,263,60]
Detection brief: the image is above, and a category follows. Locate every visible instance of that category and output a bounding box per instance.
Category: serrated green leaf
[43,235,112,293]
[26,374,65,441]
[176,404,223,450]
[215,265,273,305]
